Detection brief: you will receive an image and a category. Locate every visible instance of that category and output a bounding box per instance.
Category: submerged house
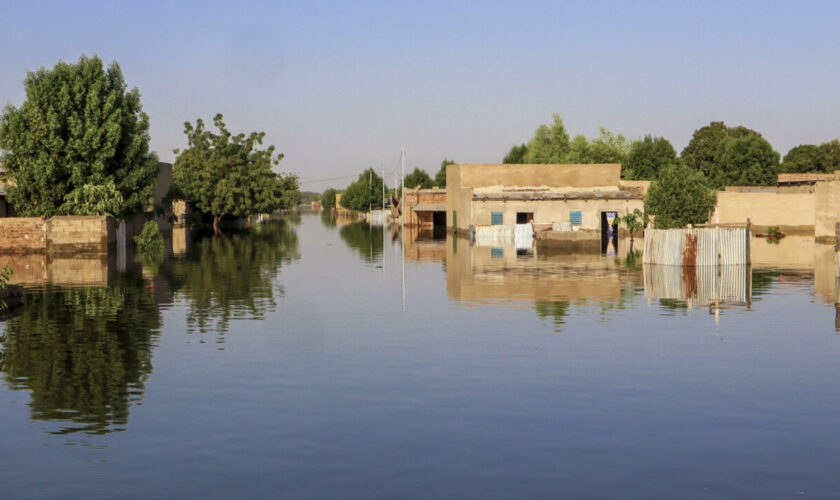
[402,187,447,229]
[445,163,645,247]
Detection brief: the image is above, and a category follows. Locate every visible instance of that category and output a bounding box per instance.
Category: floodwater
[1,212,839,499]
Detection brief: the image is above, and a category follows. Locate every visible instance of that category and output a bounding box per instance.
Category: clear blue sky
[2,0,839,191]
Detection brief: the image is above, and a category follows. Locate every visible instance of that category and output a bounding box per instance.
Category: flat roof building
[445,163,645,236]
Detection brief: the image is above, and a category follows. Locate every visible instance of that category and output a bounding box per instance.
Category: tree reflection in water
[0,273,160,435]
[163,220,300,339]
[339,222,383,264]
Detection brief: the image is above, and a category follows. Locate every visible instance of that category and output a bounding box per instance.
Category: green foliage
[503,143,528,164]
[299,191,320,204]
[710,134,779,188]
[523,114,571,163]
[340,168,384,212]
[765,226,783,244]
[780,144,821,173]
[62,181,125,217]
[320,188,338,210]
[509,118,628,165]
[619,209,645,240]
[0,54,159,219]
[134,220,164,255]
[623,135,678,180]
[645,163,717,228]
[818,140,840,173]
[173,114,299,225]
[435,158,455,187]
[0,278,160,434]
[585,127,631,164]
[0,264,12,311]
[681,121,759,174]
[403,167,433,190]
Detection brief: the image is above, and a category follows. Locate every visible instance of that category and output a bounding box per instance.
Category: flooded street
[2,212,840,499]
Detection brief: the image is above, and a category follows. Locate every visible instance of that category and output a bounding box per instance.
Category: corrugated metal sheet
[514,223,534,250]
[474,224,534,248]
[643,227,748,266]
[643,264,750,306]
[368,209,386,225]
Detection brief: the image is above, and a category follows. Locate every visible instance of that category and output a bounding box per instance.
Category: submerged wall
[0,216,114,254]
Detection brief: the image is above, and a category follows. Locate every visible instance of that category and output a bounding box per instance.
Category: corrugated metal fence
[643,264,750,306]
[474,224,534,249]
[368,209,387,225]
[643,227,748,266]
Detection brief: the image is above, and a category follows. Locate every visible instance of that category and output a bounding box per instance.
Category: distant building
[402,187,446,229]
[445,163,645,236]
[777,172,840,193]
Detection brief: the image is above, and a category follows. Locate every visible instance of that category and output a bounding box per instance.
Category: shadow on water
[0,271,160,435]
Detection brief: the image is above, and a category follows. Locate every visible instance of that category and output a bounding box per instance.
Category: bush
[645,163,717,229]
[134,221,164,255]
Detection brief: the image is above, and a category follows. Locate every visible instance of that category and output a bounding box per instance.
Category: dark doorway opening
[600,211,618,254]
[516,212,534,224]
[432,211,447,239]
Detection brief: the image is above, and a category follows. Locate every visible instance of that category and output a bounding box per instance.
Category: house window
[491,248,504,259]
[491,212,503,225]
[570,211,582,226]
[516,212,533,224]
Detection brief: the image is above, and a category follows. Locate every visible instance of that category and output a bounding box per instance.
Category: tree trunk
[246,215,252,228]
[213,215,223,234]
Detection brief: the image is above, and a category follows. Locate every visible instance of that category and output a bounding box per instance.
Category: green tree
[780,144,822,173]
[681,121,758,174]
[0,54,159,219]
[645,163,717,228]
[710,134,779,187]
[503,143,528,164]
[623,135,678,180]
[818,139,840,173]
[587,127,630,164]
[340,168,384,212]
[434,158,455,187]
[566,135,590,163]
[523,114,571,163]
[173,114,299,233]
[320,188,338,210]
[403,167,433,190]
[620,208,645,246]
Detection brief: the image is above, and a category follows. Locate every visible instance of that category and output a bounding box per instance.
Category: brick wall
[0,218,47,253]
[403,188,446,227]
[0,216,114,254]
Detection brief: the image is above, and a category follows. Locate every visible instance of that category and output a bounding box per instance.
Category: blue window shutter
[491,212,503,225]
[570,211,582,225]
[491,248,504,259]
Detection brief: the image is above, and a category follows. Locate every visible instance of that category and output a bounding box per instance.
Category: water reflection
[445,236,643,332]
[162,220,300,339]
[0,273,160,435]
[338,222,383,264]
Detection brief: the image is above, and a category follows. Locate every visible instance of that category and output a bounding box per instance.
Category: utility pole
[401,148,406,311]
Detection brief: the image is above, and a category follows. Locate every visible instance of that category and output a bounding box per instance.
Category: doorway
[432,211,447,239]
[600,211,618,254]
[516,212,534,224]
